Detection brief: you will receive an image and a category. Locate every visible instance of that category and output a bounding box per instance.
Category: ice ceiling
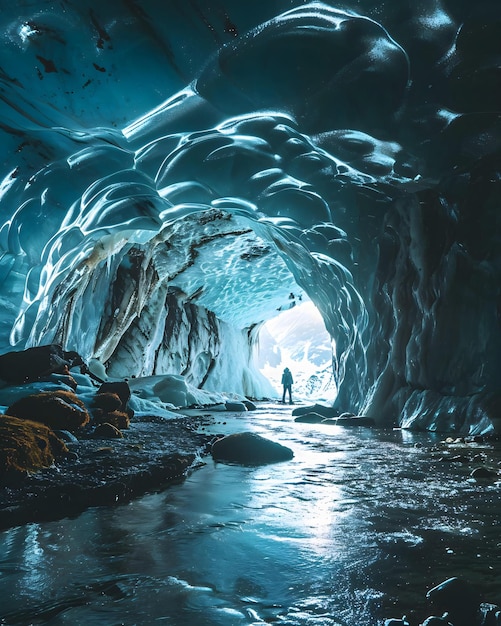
[0,0,500,433]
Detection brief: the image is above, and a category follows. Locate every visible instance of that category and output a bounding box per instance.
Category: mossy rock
[92,422,123,439]
[0,414,68,484]
[97,382,131,409]
[92,392,123,413]
[93,409,130,430]
[6,390,90,432]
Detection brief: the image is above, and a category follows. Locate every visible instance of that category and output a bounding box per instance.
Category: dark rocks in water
[0,415,69,485]
[225,401,248,412]
[94,410,130,430]
[470,466,498,480]
[384,577,501,625]
[211,432,294,465]
[292,403,339,418]
[0,345,86,385]
[207,403,228,412]
[426,577,481,626]
[6,390,91,432]
[322,416,376,427]
[294,412,326,423]
[243,399,257,411]
[55,429,79,444]
[92,422,124,439]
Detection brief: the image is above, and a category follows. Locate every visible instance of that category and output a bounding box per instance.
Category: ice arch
[0,0,500,433]
[2,109,369,407]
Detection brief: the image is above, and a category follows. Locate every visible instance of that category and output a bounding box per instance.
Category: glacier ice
[0,0,500,432]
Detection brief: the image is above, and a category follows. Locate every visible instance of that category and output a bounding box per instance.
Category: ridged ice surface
[0,0,500,431]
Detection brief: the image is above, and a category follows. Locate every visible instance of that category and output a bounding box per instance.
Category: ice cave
[2,0,500,434]
[1,1,501,624]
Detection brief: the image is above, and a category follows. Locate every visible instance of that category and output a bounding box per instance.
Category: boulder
[91,391,131,429]
[323,416,376,427]
[6,390,91,432]
[225,401,248,412]
[294,412,326,423]
[291,403,339,418]
[92,408,130,429]
[211,432,294,465]
[426,578,481,626]
[0,414,69,484]
[92,392,122,413]
[92,422,124,439]
[470,466,498,480]
[0,345,86,384]
[97,382,131,411]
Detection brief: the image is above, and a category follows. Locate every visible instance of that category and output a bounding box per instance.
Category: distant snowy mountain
[257,301,337,403]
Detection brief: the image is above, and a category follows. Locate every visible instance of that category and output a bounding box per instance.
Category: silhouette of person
[281,367,293,404]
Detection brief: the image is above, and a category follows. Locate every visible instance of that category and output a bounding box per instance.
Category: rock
[384,619,410,626]
[426,577,481,626]
[92,392,123,413]
[294,412,326,423]
[242,399,257,411]
[211,432,294,465]
[479,603,501,625]
[470,466,498,480]
[54,429,79,444]
[0,414,69,485]
[291,403,339,418]
[421,618,452,625]
[91,391,130,429]
[325,416,376,427]
[92,422,124,439]
[225,401,248,412]
[6,390,91,432]
[93,409,130,430]
[208,403,228,412]
[0,345,86,384]
[97,381,131,411]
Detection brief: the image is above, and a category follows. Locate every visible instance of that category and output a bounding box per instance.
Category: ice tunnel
[0,0,500,434]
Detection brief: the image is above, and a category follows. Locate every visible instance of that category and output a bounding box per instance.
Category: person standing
[281,367,294,404]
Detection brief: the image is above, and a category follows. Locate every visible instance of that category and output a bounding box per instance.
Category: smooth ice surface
[0,0,500,431]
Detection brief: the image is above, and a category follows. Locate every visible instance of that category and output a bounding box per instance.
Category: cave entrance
[257,299,337,403]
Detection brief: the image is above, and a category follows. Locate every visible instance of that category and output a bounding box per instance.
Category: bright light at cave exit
[257,300,337,403]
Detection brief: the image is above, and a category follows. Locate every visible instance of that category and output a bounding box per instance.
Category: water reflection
[1,404,501,625]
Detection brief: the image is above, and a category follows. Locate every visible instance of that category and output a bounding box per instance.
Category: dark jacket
[281,369,293,386]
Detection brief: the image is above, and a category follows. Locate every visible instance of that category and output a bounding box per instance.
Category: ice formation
[0,0,499,433]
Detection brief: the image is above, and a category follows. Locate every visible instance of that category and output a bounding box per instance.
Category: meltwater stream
[1,404,500,626]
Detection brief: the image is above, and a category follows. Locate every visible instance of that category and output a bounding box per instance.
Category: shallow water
[1,404,500,626]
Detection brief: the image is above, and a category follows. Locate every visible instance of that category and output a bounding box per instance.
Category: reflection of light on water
[246,445,351,559]
[15,524,47,596]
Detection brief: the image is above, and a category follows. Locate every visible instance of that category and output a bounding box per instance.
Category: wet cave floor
[1,403,501,625]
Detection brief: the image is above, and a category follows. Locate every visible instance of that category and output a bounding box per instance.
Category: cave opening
[257,299,337,403]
